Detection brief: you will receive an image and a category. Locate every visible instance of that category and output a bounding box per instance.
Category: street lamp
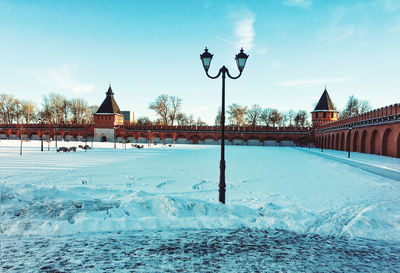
[54,127,58,148]
[84,132,88,152]
[20,127,24,156]
[38,118,46,152]
[148,130,151,147]
[114,126,117,149]
[348,126,352,158]
[123,131,127,150]
[321,131,324,152]
[47,130,50,151]
[65,130,69,142]
[200,47,249,204]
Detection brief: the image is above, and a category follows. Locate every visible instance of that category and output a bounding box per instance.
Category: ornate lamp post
[200,47,249,204]
[38,118,46,152]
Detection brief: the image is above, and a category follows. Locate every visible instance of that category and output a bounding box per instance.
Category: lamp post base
[219,159,226,204]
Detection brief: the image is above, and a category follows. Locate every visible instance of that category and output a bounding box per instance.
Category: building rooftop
[96,85,122,114]
[314,88,337,111]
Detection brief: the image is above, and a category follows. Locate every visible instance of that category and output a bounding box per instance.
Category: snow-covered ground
[1,140,400,240]
[1,140,400,271]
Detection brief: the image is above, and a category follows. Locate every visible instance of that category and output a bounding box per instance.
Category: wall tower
[93,85,124,141]
[311,88,338,128]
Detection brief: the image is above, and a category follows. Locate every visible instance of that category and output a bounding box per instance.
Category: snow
[1,140,400,243]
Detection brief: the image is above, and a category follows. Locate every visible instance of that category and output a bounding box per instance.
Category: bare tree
[227,103,247,126]
[70,98,88,124]
[294,110,308,127]
[0,93,19,123]
[62,98,69,123]
[359,100,372,114]
[176,112,186,125]
[269,109,282,128]
[168,96,182,126]
[287,109,296,126]
[20,100,38,123]
[149,94,170,126]
[215,107,222,126]
[14,99,22,123]
[46,93,61,123]
[196,117,207,126]
[259,108,273,126]
[278,112,289,127]
[246,104,262,126]
[41,95,53,123]
[340,95,359,119]
[83,105,99,124]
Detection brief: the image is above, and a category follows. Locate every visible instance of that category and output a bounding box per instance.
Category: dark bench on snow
[57,147,68,153]
[56,146,77,152]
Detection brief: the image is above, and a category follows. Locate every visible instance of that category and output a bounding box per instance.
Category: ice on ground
[1,140,400,242]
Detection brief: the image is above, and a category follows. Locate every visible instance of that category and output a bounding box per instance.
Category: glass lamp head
[200,47,213,72]
[235,48,249,72]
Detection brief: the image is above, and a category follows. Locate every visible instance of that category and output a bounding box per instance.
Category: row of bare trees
[0,93,37,124]
[216,104,310,127]
[146,94,206,126]
[0,93,98,124]
[144,95,310,127]
[2,92,371,126]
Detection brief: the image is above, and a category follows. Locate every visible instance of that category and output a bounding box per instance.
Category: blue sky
[1,0,399,124]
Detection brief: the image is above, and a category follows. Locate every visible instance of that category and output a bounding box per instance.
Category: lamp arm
[205,68,222,79]
[226,69,242,79]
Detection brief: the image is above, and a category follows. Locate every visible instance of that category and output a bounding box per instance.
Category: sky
[0,0,399,124]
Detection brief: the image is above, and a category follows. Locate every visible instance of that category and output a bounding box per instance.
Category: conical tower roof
[314,88,336,111]
[96,85,122,114]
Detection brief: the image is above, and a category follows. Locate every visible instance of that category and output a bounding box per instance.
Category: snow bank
[300,148,400,181]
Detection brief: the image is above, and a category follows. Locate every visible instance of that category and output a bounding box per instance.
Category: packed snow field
[1,140,400,271]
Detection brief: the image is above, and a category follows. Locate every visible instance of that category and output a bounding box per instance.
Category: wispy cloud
[391,16,400,32]
[283,0,312,9]
[277,77,356,88]
[214,35,236,46]
[234,11,256,50]
[318,25,356,46]
[316,6,367,46]
[379,0,400,13]
[34,65,94,93]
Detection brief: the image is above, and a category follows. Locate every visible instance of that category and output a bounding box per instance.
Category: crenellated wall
[0,124,312,147]
[315,103,400,158]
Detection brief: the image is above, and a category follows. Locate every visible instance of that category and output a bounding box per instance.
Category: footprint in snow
[192,179,210,190]
[228,182,238,189]
[80,177,88,185]
[156,179,174,189]
[127,176,136,187]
